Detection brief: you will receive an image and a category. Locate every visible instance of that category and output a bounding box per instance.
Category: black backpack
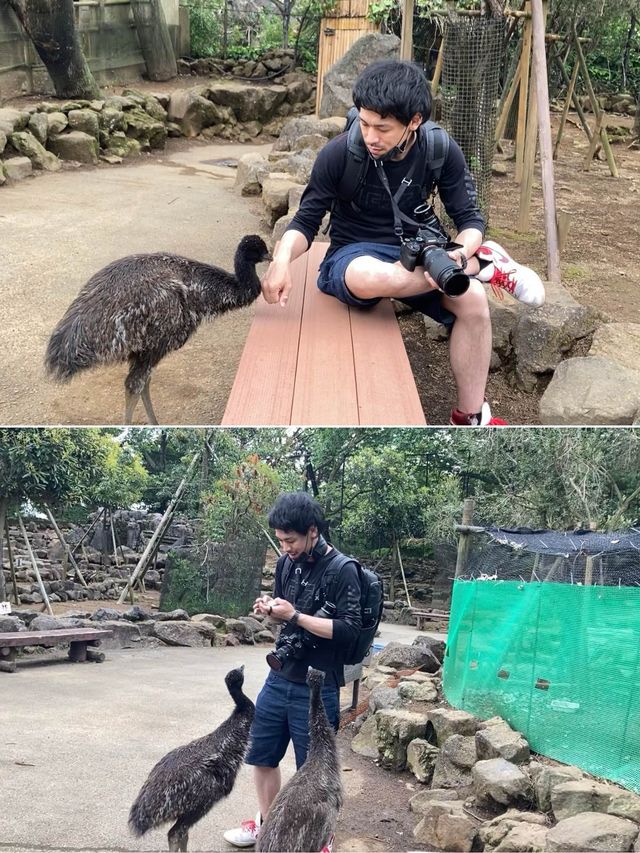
[337,105,451,208]
[281,550,384,666]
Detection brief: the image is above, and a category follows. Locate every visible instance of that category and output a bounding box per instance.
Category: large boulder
[9,131,61,172]
[546,812,639,852]
[48,131,99,165]
[0,616,25,632]
[67,108,100,139]
[397,679,438,702]
[153,621,214,647]
[540,356,640,425]
[368,684,402,713]
[375,708,428,770]
[273,115,345,152]
[551,779,640,823]
[235,152,271,196]
[0,107,29,134]
[426,707,480,746]
[480,809,549,850]
[124,107,168,149]
[350,714,379,758]
[167,91,226,137]
[511,278,598,392]
[27,112,48,145]
[475,720,530,764]
[261,173,305,221]
[319,33,400,118]
[431,734,477,789]
[472,757,533,808]
[535,764,584,811]
[47,112,68,135]
[413,800,478,852]
[205,81,288,123]
[589,322,640,375]
[374,641,441,672]
[407,737,439,783]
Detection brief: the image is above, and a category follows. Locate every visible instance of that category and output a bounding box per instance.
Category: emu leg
[141,376,159,425]
[167,820,189,852]
[125,356,154,425]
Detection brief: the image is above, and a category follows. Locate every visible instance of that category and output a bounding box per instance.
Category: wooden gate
[315,0,379,113]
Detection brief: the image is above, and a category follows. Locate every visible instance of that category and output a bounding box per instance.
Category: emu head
[306,666,326,690]
[225,665,245,692]
[237,235,271,266]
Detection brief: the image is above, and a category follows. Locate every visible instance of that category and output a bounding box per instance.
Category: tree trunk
[6,0,100,98]
[130,0,178,82]
[634,98,640,141]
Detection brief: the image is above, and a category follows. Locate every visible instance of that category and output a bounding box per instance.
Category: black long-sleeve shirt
[286,129,485,258]
[272,548,361,687]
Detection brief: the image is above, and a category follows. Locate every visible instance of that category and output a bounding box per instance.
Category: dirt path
[0,138,270,426]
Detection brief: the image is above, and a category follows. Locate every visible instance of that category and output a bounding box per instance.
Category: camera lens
[439,267,470,297]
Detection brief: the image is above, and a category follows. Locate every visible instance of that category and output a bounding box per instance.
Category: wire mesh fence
[444,528,640,793]
[438,14,506,219]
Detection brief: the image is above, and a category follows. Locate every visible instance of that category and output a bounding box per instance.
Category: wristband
[289,610,301,627]
[456,251,468,271]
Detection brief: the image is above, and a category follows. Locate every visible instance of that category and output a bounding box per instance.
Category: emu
[128,665,255,852]
[45,235,270,424]
[257,667,343,853]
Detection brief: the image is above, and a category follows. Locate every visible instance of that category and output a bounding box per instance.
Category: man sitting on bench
[261,59,545,426]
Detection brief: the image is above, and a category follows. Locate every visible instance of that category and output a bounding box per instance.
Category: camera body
[266,600,336,672]
[399,231,470,297]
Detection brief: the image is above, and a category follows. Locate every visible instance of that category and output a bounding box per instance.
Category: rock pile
[350,638,640,852]
[178,48,299,81]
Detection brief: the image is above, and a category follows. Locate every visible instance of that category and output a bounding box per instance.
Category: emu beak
[240,664,245,673]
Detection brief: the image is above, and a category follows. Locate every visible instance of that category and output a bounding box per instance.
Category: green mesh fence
[443,579,640,793]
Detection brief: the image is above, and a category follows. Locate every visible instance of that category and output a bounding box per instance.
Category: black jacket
[286,130,485,259]
[272,547,361,687]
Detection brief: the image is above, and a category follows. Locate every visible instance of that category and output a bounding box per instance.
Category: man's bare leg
[255,765,281,819]
[345,256,492,415]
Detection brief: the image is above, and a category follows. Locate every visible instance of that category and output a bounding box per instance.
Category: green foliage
[184,0,225,57]
[160,556,207,614]
[203,454,281,542]
[0,428,110,511]
[89,443,148,510]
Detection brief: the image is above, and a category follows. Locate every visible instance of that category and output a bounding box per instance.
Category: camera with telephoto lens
[266,601,336,671]
[399,211,470,297]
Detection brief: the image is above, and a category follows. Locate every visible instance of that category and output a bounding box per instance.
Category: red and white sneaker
[475,240,545,307]
[321,833,335,853]
[223,812,261,848]
[451,402,508,426]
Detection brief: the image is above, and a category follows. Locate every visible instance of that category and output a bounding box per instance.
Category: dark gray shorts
[317,241,455,326]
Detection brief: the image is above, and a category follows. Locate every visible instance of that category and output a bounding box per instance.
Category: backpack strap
[279,549,349,604]
[320,552,362,605]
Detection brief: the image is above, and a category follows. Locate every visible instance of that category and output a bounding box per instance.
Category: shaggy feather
[128,666,255,851]
[44,235,270,422]
[256,667,343,853]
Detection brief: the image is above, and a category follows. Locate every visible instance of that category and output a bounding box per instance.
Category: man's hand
[262,258,293,307]
[267,597,296,621]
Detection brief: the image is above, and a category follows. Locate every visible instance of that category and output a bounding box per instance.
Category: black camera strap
[373,156,425,239]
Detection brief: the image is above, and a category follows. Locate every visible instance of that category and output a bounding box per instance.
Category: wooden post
[582,110,606,170]
[118,448,201,603]
[4,518,20,605]
[400,0,414,60]
[515,4,533,184]
[557,210,571,254]
[554,58,579,158]
[518,73,538,231]
[109,511,120,567]
[70,508,104,556]
[44,505,89,589]
[455,498,476,579]
[0,496,7,602]
[431,38,445,96]
[584,555,594,586]
[530,0,560,283]
[573,31,619,178]
[552,51,593,142]
[396,541,412,608]
[17,514,54,616]
[495,55,523,143]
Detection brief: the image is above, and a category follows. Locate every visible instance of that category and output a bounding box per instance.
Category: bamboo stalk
[495,52,523,142]
[431,38,444,96]
[554,57,579,158]
[109,511,120,567]
[455,499,476,579]
[552,51,592,141]
[583,109,605,169]
[70,508,104,555]
[515,6,533,184]
[400,0,414,60]
[557,210,571,254]
[44,505,89,589]
[396,541,412,608]
[17,513,53,616]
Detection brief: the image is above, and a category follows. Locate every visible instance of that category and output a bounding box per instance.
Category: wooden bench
[222,241,426,426]
[0,628,112,672]
[413,609,450,631]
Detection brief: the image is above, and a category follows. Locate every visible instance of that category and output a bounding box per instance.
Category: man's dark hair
[352,59,432,126]
[268,492,325,534]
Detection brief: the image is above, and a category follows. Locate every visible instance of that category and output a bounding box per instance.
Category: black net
[438,15,506,220]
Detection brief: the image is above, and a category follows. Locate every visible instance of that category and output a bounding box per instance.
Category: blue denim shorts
[245,670,340,769]
[317,241,455,326]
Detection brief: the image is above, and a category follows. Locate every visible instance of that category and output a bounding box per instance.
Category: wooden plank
[0,628,112,647]
[350,300,427,425]
[290,243,360,425]
[221,251,307,425]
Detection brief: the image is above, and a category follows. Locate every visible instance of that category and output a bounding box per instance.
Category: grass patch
[563,263,589,281]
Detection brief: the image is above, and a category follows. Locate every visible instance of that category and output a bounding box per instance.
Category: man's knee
[445,279,490,322]
[344,256,388,299]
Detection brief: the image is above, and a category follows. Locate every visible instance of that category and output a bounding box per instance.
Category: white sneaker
[223,812,261,848]
[475,240,545,307]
